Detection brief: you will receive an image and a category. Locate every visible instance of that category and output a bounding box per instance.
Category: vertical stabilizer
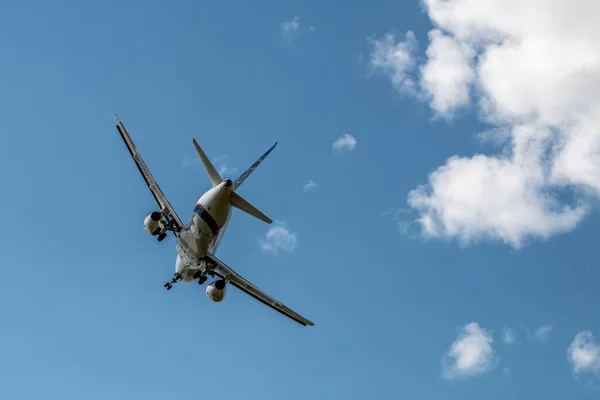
[192,138,223,187]
[233,142,277,190]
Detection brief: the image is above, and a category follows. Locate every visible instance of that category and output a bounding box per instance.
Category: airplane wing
[115,115,183,234]
[205,253,315,327]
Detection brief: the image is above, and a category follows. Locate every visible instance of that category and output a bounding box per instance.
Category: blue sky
[2,0,600,399]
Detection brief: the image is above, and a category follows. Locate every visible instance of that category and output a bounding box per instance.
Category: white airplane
[115,115,314,327]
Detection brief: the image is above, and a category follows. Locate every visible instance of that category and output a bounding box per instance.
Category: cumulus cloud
[332,134,357,152]
[442,322,496,380]
[568,331,600,376]
[303,180,318,191]
[281,16,300,44]
[259,221,297,254]
[371,0,600,248]
[419,29,476,118]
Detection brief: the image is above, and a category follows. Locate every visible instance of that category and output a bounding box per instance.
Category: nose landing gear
[164,273,182,290]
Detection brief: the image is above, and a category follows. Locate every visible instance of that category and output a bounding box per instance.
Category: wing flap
[205,253,314,327]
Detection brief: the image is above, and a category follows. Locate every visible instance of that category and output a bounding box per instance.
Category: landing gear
[164,273,182,290]
[193,270,208,286]
[152,214,179,243]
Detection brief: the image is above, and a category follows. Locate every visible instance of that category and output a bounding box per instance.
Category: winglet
[192,138,223,187]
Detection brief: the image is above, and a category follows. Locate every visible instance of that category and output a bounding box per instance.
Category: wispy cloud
[180,154,198,171]
[212,155,239,177]
[442,322,497,380]
[303,180,318,191]
[259,220,297,254]
[532,325,553,343]
[280,16,300,45]
[502,327,517,345]
[381,207,417,236]
[568,331,600,378]
[179,154,238,178]
[501,324,552,344]
[368,30,419,96]
[332,134,357,153]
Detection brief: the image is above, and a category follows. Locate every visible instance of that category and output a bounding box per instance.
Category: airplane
[114,115,314,327]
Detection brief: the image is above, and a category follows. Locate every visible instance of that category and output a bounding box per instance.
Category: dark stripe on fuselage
[193,204,220,236]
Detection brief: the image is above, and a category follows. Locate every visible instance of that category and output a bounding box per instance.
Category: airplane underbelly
[177,215,215,267]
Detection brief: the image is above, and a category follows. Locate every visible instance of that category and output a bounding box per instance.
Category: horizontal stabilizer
[192,138,223,187]
[229,191,272,224]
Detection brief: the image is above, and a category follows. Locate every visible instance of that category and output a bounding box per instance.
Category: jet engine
[144,212,164,236]
[206,279,227,302]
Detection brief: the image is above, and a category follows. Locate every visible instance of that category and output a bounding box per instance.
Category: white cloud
[568,331,600,376]
[180,154,197,171]
[332,134,357,153]
[213,155,238,177]
[179,154,238,178]
[281,16,300,44]
[419,29,475,118]
[442,322,496,380]
[372,0,600,248]
[407,135,587,248]
[259,221,297,254]
[532,325,553,342]
[381,207,416,235]
[502,327,516,344]
[369,31,418,95]
[303,180,318,191]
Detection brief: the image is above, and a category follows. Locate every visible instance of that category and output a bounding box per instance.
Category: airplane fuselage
[175,179,234,282]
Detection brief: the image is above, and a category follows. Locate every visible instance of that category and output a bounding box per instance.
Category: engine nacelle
[144,212,164,236]
[206,279,227,302]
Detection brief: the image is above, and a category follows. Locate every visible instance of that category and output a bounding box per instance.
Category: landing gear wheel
[164,273,181,290]
[197,276,207,285]
[157,232,167,242]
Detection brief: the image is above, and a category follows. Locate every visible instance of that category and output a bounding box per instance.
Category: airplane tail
[192,138,223,187]
[229,191,272,224]
[232,142,278,190]
[228,141,278,224]
[192,138,276,224]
